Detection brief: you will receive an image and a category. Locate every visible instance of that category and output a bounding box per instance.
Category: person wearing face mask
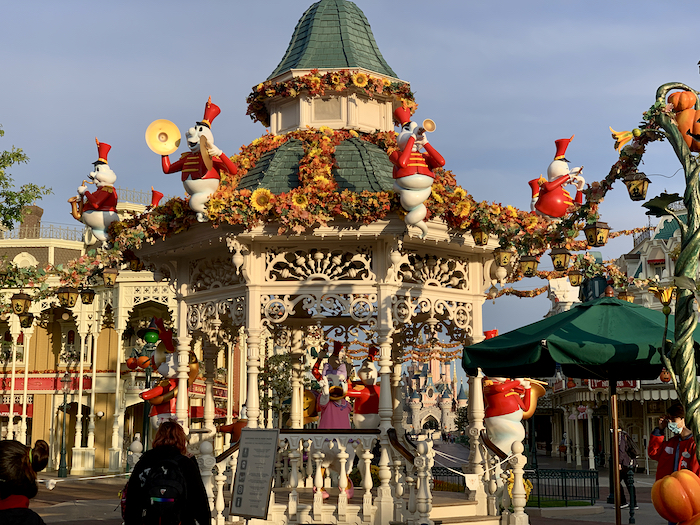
[648,402,700,483]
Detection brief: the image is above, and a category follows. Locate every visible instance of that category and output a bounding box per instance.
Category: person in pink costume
[528,136,585,219]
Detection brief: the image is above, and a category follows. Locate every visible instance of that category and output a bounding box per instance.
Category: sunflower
[330,73,341,85]
[352,72,369,88]
[251,188,274,212]
[292,193,309,209]
[453,187,466,200]
[208,198,225,214]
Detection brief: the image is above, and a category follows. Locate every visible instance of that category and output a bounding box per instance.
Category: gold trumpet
[418,118,436,135]
[522,378,547,420]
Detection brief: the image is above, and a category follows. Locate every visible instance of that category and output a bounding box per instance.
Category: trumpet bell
[422,118,436,133]
[145,119,181,155]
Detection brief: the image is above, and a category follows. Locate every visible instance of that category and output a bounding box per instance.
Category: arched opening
[423,415,439,430]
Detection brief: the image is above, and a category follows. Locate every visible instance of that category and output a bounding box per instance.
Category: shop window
[0,331,25,365]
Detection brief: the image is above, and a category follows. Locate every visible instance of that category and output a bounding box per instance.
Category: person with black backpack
[124,421,210,525]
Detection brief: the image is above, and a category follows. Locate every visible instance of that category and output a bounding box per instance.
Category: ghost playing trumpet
[389,107,445,239]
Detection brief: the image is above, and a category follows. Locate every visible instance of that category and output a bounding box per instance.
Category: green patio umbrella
[463,296,700,379]
[462,292,700,525]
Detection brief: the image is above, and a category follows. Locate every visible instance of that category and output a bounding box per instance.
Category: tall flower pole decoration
[641,80,700,462]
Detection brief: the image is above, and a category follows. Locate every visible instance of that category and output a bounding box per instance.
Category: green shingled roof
[237,139,305,193]
[268,0,397,80]
[237,137,393,194]
[655,214,686,241]
[333,138,393,192]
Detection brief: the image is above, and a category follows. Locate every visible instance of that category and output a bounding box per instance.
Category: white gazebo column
[374,325,394,525]
[202,339,218,437]
[466,371,488,516]
[586,406,595,470]
[289,329,303,429]
[391,340,404,429]
[87,334,98,449]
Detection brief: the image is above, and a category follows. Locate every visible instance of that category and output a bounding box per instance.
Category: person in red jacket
[648,402,700,481]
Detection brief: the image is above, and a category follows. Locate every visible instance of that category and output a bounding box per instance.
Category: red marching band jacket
[83,186,118,212]
[528,176,582,218]
[389,136,445,179]
[483,379,531,418]
[162,151,237,182]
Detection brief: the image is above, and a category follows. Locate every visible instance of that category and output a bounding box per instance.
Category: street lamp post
[58,372,71,478]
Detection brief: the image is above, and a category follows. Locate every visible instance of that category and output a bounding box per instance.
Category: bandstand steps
[434,516,501,525]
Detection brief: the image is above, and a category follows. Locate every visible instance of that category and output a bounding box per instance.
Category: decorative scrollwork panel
[265,247,376,282]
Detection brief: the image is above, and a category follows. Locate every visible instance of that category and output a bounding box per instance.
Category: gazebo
[122,1,516,523]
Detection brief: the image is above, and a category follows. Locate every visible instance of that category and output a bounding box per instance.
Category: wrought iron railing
[1,223,84,242]
[115,187,174,206]
[524,468,599,507]
[431,466,465,492]
[633,229,651,247]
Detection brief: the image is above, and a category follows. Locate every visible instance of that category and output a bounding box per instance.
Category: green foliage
[258,353,310,416]
[454,406,469,433]
[0,125,52,229]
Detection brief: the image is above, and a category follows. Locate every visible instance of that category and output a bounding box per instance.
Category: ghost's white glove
[77,185,88,196]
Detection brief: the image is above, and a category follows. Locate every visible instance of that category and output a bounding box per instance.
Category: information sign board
[229,428,280,519]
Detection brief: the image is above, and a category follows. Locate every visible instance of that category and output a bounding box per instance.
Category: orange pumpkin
[676,108,700,152]
[137,355,151,369]
[652,470,700,522]
[126,357,138,370]
[679,513,700,525]
[668,91,698,112]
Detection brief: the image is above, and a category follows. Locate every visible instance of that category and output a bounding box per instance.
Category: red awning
[0,403,33,417]
[189,406,227,419]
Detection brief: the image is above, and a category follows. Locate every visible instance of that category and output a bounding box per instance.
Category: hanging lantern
[57,286,79,308]
[623,172,651,202]
[103,267,119,287]
[129,258,141,271]
[659,368,672,383]
[471,227,489,246]
[493,247,514,267]
[11,292,31,315]
[519,255,539,277]
[617,290,635,303]
[568,268,583,287]
[566,378,576,388]
[18,312,34,329]
[79,289,96,305]
[550,247,572,272]
[584,221,610,247]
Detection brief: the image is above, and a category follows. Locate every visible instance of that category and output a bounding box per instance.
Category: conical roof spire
[268,0,397,80]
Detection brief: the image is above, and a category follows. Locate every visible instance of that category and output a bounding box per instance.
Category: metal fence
[524,468,599,506]
[1,223,84,241]
[431,466,466,492]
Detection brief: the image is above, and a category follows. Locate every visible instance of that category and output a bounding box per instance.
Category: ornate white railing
[204,428,439,525]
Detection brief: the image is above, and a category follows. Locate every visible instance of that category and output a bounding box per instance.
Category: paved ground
[27,443,665,524]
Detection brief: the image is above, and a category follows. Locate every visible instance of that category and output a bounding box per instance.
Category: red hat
[94,138,111,165]
[331,341,343,356]
[151,186,164,208]
[154,317,174,352]
[393,106,412,126]
[198,96,221,128]
[553,135,574,161]
[367,345,378,361]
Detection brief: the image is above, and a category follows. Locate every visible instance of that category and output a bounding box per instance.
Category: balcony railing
[1,223,84,242]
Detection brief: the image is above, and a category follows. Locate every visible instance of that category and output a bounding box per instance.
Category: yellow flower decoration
[649,285,676,306]
[453,188,466,199]
[208,198,225,214]
[352,72,369,88]
[382,78,391,87]
[349,130,359,137]
[251,188,274,212]
[292,193,309,209]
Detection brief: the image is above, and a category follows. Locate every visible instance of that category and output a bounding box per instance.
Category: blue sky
[2,0,699,334]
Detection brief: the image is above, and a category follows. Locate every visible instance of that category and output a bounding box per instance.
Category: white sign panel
[229,428,280,519]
